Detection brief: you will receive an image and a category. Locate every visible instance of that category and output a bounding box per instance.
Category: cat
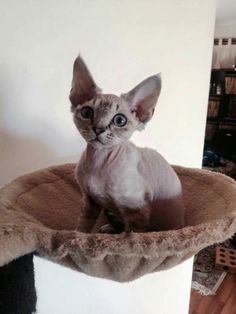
[70,56,185,233]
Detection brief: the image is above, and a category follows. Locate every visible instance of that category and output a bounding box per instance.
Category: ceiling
[216,0,236,22]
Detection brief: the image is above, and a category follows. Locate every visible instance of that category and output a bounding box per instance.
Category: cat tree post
[0,253,37,314]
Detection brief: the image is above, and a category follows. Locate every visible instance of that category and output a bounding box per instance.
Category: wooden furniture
[205,69,236,162]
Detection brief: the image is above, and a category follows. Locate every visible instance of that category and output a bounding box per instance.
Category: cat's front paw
[99,224,116,234]
[105,210,124,233]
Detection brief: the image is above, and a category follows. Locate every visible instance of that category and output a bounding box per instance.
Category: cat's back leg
[77,195,102,232]
[150,195,185,231]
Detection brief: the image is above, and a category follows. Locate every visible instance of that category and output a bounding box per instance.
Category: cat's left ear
[121,74,161,124]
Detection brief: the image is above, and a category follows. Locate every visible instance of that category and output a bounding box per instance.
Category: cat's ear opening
[69,55,101,111]
[121,74,161,126]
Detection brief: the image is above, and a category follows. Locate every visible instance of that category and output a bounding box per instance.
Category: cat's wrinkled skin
[70,56,185,233]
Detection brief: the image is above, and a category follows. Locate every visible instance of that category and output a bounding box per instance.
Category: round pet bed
[0,163,236,282]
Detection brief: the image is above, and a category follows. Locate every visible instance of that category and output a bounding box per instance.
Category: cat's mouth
[91,137,104,145]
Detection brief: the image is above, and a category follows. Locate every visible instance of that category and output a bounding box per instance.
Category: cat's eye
[80,106,93,119]
[112,114,127,127]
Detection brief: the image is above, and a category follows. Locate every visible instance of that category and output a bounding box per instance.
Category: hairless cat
[70,56,185,233]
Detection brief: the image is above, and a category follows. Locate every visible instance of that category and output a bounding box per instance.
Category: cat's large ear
[121,74,161,124]
[69,55,100,110]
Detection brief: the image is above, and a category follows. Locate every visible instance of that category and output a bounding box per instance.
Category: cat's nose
[92,126,106,135]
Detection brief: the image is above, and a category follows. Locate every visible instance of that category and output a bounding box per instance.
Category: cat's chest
[78,149,149,209]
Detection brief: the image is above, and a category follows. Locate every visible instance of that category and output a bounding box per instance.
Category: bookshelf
[204,69,236,162]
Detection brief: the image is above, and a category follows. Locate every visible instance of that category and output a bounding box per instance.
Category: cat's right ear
[69,55,100,111]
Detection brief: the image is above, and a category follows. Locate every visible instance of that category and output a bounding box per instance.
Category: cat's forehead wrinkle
[94,93,120,104]
[92,94,121,116]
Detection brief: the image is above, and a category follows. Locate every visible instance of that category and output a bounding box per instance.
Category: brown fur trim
[0,164,236,282]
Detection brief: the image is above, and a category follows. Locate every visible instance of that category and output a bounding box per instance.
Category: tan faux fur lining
[0,164,236,282]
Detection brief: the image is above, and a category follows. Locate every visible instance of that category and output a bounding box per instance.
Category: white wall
[215,0,236,37]
[215,20,236,37]
[0,1,216,314]
[215,0,236,38]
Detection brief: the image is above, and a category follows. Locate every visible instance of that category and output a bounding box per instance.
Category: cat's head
[70,56,161,148]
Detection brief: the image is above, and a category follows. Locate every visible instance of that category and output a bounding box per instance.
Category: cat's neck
[85,141,132,162]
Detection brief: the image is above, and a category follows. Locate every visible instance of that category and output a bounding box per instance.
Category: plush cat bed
[0,163,236,282]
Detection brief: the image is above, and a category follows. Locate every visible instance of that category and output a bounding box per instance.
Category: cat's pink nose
[92,127,106,135]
